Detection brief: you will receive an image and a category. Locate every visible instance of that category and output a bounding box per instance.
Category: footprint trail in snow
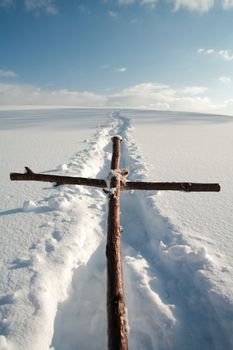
[1,112,233,350]
[52,113,233,350]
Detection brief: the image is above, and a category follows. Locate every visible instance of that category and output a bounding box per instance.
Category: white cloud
[107,82,216,112]
[118,0,135,4]
[0,0,59,14]
[198,48,233,61]
[112,82,169,95]
[224,98,233,107]
[206,49,215,54]
[172,0,214,13]
[140,0,158,7]
[0,81,230,114]
[108,10,119,18]
[118,0,158,7]
[180,86,208,95]
[218,50,233,61]
[0,69,17,78]
[24,0,58,15]
[219,76,232,84]
[171,0,233,12]
[115,67,127,72]
[0,0,13,7]
[222,0,233,9]
[198,48,213,55]
[0,83,106,106]
[117,0,233,12]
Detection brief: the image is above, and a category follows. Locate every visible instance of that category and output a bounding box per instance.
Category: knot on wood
[113,293,122,305]
[181,183,192,192]
[110,168,129,187]
[103,168,129,196]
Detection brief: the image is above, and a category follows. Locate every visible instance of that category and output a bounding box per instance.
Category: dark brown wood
[10,168,220,193]
[125,181,221,192]
[111,136,121,170]
[10,167,106,188]
[106,136,128,350]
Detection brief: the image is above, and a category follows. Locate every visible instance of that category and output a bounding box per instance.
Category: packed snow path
[0,111,233,350]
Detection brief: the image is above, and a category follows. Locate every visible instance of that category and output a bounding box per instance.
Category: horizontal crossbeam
[10,167,106,188]
[124,181,220,192]
[10,167,220,192]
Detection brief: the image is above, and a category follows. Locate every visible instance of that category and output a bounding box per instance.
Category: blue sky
[0,0,233,114]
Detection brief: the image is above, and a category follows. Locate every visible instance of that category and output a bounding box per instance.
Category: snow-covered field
[0,108,233,350]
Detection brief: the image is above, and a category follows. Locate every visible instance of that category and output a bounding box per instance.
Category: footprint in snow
[0,294,15,305]
[9,257,32,270]
[52,230,63,242]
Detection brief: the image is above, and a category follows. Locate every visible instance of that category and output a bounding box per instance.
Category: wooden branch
[124,181,221,192]
[10,168,221,192]
[106,137,128,350]
[10,167,106,188]
[111,136,122,170]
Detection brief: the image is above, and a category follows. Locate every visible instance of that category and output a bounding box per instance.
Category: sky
[0,0,233,115]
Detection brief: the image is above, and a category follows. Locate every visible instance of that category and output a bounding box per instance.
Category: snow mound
[23,200,37,212]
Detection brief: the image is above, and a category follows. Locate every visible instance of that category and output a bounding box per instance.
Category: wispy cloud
[1,0,233,13]
[180,86,208,95]
[0,0,58,14]
[222,0,233,9]
[140,0,158,7]
[218,50,233,61]
[101,64,127,72]
[0,0,13,8]
[115,67,127,73]
[219,76,232,84]
[118,0,135,4]
[0,83,106,107]
[24,0,58,15]
[0,80,231,114]
[0,69,17,78]
[118,0,158,8]
[198,48,233,61]
[108,10,119,18]
[107,82,215,112]
[172,0,214,13]
[198,48,214,54]
[78,4,91,15]
[117,0,233,12]
[120,0,209,11]
[0,81,221,114]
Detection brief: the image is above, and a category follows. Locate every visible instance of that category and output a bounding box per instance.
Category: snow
[0,108,233,350]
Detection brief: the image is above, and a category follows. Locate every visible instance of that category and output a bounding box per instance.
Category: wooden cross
[10,136,220,350]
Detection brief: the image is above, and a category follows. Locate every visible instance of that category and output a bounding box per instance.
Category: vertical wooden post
[106,136,128,350]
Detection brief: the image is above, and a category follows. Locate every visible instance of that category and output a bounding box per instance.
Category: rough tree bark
[10,168,220,192]
[106,136,128,350]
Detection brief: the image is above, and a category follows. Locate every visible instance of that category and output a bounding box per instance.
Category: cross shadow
[0,206,52,217]
[9,257,32,270]
[0,208,23,216]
